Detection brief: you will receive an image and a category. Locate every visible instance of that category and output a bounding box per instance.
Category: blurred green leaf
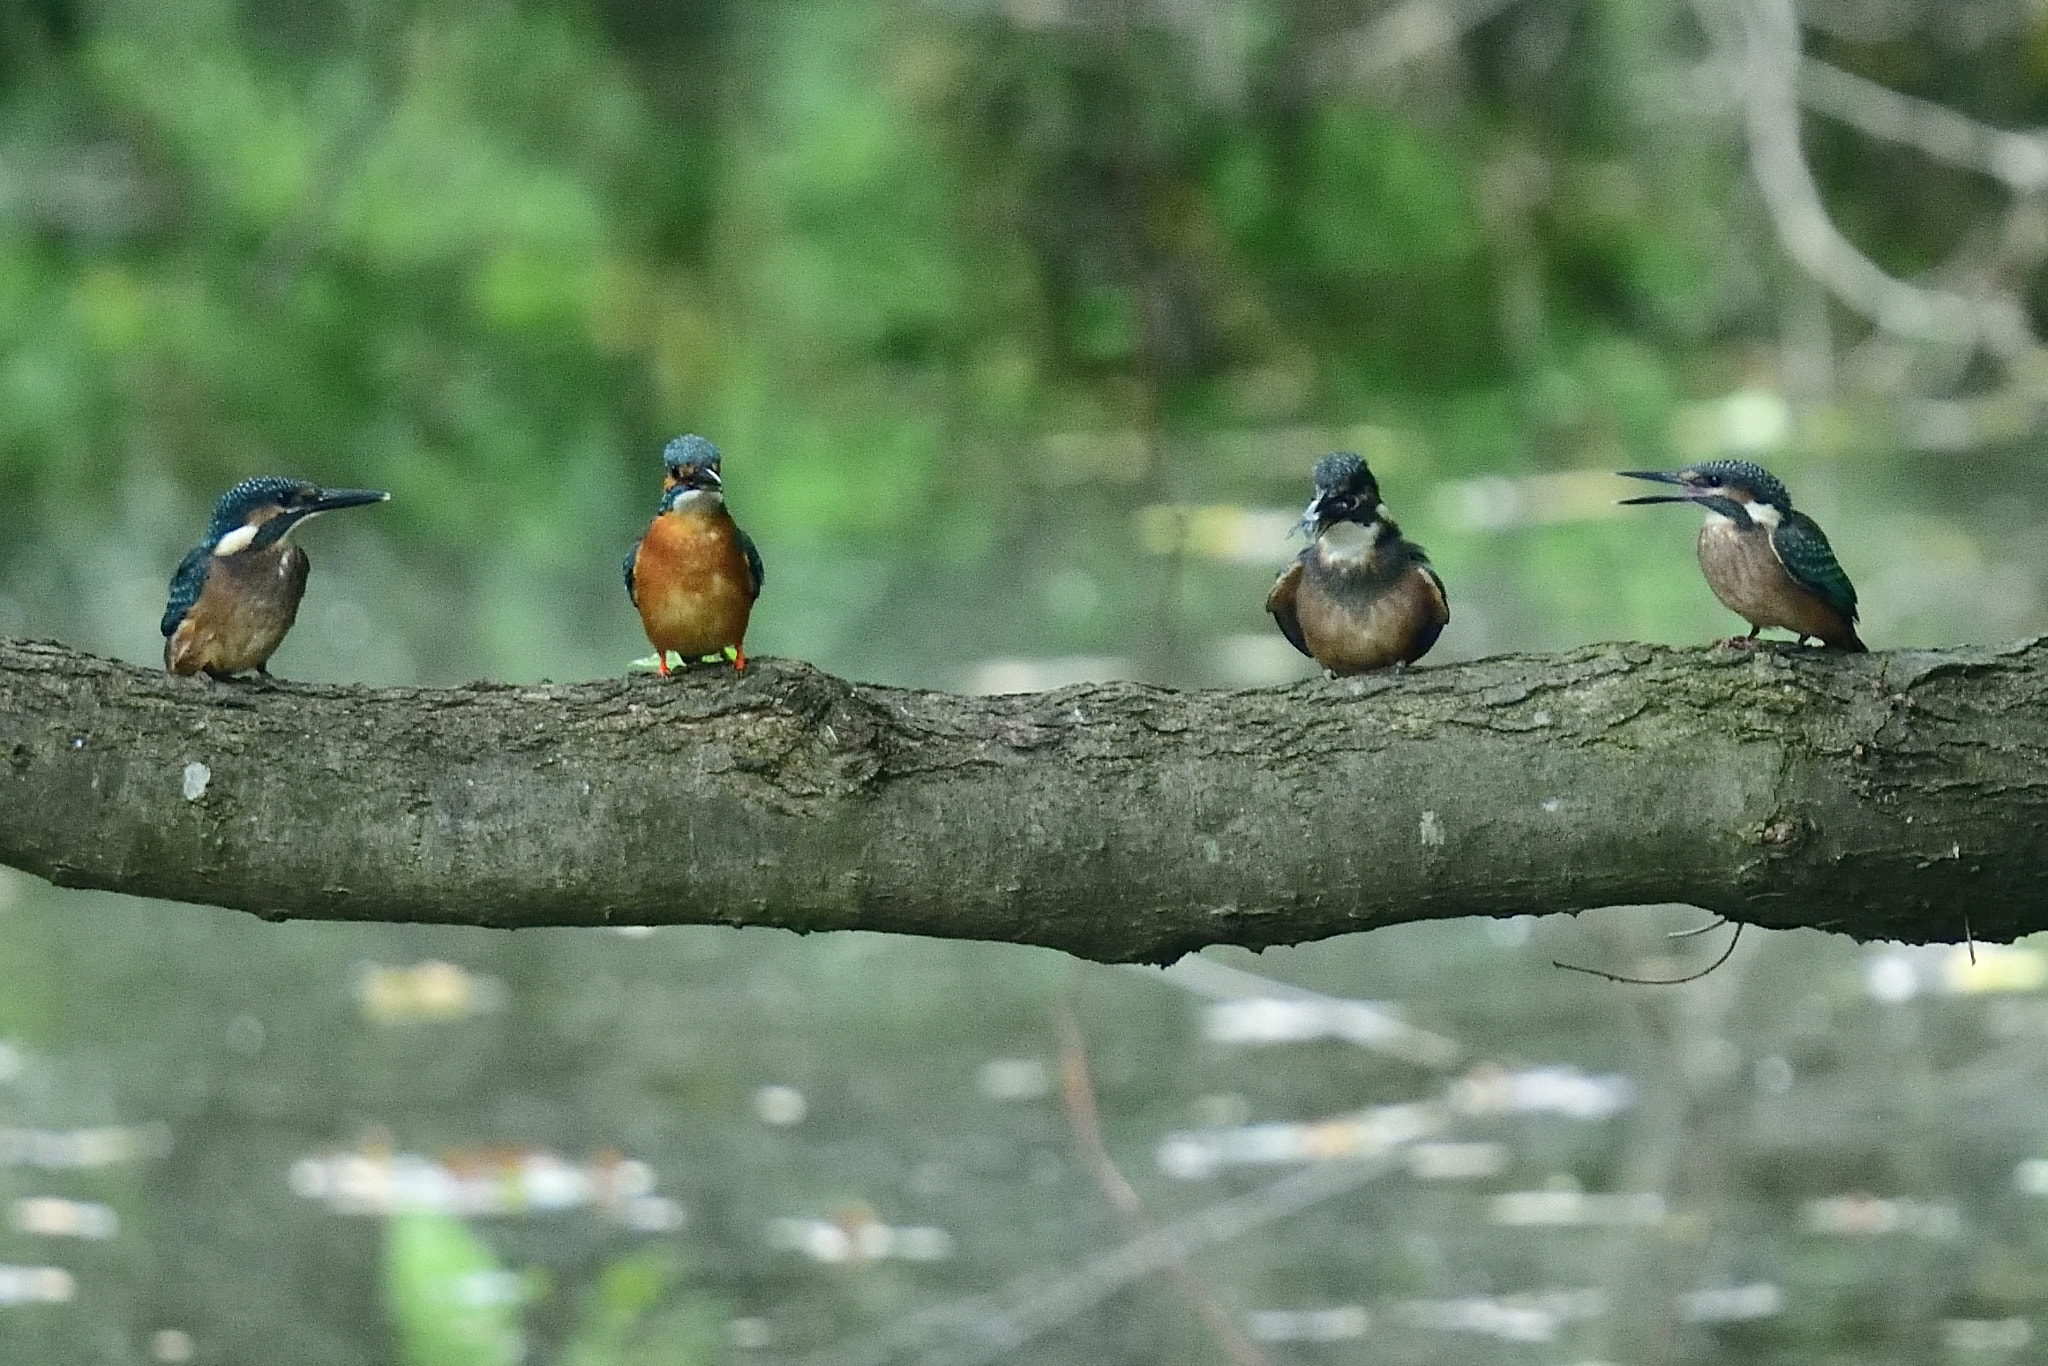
[384,1212,526,1366]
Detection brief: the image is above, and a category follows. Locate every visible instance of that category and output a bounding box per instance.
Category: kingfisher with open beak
[1266,453,1449,675]
[1619,459,1864,651]
[624,434,764,673]
[161,476,389,679]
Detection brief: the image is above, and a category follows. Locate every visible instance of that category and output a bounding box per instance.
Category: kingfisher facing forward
[624,434,763,673]
[1267,453,1449,675]
[1619,459,1864,651]
[161,477,389,678]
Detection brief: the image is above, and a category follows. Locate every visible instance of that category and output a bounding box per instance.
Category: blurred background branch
[1052,1003,1274,1366]
[1697,0,2037,355]
[1799,56,2048,192]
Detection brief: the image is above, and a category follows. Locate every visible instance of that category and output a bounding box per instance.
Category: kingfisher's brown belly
[166,545,308,676]
[1296,567,1444,673]
[1694,522,1841,639]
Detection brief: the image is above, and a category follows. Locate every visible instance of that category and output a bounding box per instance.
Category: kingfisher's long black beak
[311,488,390,513]
[273,488,387,534]
[1616,470,1698,506]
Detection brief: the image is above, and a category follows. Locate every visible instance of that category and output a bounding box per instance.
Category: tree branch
[3,636,2045,959]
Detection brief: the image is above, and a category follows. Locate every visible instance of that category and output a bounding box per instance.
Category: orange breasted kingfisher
[161,476,389,679]
[1618,459,1865,651]
[624,434,763,673]
[1266,453,1449,674]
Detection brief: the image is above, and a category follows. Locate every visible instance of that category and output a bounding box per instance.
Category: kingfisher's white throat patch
[665,489,724,515]
[1703,500,1782,532]
[211,524,259,556]
[1315,518,1383,564]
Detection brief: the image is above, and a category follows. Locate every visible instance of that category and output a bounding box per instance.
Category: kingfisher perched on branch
[1266,453,1449,675]
[624,434,764,673]
[1619,459,1865,651]
[161,477,389,679]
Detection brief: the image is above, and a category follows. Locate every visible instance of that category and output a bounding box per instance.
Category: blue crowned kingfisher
[161,476,389,678]
[1618,459,1865,651]
[624,434,764,673]
[1266,453,1449,674]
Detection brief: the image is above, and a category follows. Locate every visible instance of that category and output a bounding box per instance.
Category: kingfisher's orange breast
[632,506,756,659]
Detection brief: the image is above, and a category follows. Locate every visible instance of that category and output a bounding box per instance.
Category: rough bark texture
[2,636,2044,960]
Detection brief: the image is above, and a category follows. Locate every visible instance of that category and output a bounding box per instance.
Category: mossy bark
[3,636,2044,961]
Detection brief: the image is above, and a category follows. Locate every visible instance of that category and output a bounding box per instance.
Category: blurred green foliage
[387,1211,525,1366]
[2,0,2040,689]
[557,1250,723,1366]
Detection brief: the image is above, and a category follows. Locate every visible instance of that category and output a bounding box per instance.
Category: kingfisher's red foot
[655,652,671,676]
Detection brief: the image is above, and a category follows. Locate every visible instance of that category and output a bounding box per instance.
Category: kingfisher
[1618,459,1865,651]
[161,476,389,679]
[1266,453,1449,675]
[624,434,763,673]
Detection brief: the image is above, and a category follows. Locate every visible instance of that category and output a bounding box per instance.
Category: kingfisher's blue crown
[1311,452,1371,494]
[1686,459,1791,509]
[662,434,721,474]
[206,476,318,542]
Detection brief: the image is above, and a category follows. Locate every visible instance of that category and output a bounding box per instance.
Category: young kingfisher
[1619,459,1865,651]
[161,476,389,679]
[1266,453,1449,675]
[624,434,764,673]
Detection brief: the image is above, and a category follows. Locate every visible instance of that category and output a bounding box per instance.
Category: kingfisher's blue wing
[1264,556,1310,659]
[1771,513,1858,622]
[621,544,639,605]
[737,527,764,599]
[1410,545,1449,626]
[162,545,211,637]
[1422,564,1449,624]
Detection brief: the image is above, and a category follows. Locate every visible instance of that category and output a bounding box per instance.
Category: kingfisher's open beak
[1299,486,1352,537]
[1615,470,1699,506]
[666,464,723,493]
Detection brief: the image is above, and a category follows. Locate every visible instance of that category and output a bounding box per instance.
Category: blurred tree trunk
[1,636,2042,960]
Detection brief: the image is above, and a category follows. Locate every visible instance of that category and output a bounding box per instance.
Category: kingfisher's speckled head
[203,477,389,557]
[1618,460,1793,529]
[661,434,724,495]
[1299,453,1385,537]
